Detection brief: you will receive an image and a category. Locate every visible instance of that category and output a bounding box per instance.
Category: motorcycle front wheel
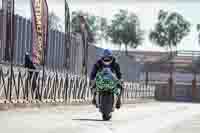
[102,113,112,121]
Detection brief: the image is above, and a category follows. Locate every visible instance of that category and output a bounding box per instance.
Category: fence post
[192,73,197,101]
[168,73,173,100]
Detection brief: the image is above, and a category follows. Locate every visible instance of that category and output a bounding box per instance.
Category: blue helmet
[101,49,113,65]
[102,49,113,58]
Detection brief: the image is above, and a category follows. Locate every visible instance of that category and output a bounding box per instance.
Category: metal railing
[0,66,155,104]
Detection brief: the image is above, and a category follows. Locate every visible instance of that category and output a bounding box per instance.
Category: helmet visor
[102,56,113,63]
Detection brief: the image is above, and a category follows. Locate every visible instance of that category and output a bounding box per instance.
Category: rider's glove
[89,80,96,87]
[119,79,124,84]
[89,80,96,94]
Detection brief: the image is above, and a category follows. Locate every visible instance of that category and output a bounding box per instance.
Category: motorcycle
[94,68,121,121]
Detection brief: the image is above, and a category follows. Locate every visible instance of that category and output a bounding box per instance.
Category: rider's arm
[90,63,99,81]
[115,63,122,80]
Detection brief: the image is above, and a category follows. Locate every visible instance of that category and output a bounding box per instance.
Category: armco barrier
[0,66,155,104]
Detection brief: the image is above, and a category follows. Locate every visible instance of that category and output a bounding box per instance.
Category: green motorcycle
[94,68,121,121]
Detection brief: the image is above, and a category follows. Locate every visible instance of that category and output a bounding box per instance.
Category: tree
[71,11,96,43]
[48,11,63,31]
[149,9,191,95]
[149,10,191,53]
[98,17,108,41]
[107,9,144,55]
[197,24,200,44]
[71,10,108,43]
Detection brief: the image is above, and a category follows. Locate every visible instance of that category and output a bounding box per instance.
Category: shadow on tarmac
[72,118,104,122]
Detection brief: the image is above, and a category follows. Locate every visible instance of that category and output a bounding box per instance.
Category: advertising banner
[31,0,48,65]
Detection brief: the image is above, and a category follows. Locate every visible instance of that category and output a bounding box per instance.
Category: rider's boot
[116,96,121,109]
[116,85,123,109]
[112,95,117,112]
[92,92,97,107]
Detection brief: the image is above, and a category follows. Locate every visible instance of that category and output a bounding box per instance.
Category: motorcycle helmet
[101,49,113,65]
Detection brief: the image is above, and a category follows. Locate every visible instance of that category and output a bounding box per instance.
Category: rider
[90,49,123,109]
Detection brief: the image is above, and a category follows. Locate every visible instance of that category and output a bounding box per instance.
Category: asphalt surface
[0,102,200,133]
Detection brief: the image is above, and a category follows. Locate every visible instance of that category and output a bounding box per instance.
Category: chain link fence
[0,65,155,104]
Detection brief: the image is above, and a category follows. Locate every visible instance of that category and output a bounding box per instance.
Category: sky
[1,0,200,51]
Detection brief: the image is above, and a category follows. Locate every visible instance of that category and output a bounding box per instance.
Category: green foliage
[71,11,84,33]
[107,9,144,54]
[97,17,109,41]
[149,9,191,51]
[71,11,108,43]
[197,24,200,44]
[48,11,63,31]
[197,24,200,31]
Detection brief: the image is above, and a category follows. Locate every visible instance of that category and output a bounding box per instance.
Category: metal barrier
[122,82,155,101]
[0,66,155,104]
